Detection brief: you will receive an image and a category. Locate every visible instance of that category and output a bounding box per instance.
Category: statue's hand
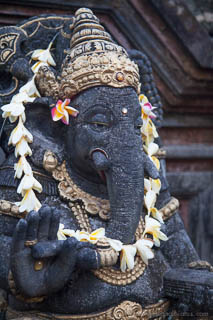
[10,206,78,298]
[32,239,101,271]
[76,242,100,270]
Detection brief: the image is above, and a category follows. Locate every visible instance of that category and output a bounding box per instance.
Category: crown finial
[70,8,113,49]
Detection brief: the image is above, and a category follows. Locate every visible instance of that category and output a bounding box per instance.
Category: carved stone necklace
[43,151,147,285]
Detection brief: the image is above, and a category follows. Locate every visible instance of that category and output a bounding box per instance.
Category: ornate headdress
[59,8,140,98]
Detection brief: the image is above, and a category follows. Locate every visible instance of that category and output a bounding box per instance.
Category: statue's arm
[161,209,213,314]
[161,212,199,267]
[156,157,199,267]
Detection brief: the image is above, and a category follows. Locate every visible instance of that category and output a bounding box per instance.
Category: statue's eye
[86,112,111,132]
[90,121,109,127]
[87,121,110,132]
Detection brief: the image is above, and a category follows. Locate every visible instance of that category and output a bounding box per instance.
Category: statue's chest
[39,201,169,314]
[44,252,168,314]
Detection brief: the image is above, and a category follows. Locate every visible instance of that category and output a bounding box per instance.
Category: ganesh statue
[0,7,212,320]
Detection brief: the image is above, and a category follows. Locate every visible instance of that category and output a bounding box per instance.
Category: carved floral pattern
[6,300,170,319]
[0,33,19,64]
[51,161,111,221]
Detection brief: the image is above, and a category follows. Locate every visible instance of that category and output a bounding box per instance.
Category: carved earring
[43,150,58,172]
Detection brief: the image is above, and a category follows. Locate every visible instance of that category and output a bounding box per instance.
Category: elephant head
[49,85,154,245]
[65,86,144,244]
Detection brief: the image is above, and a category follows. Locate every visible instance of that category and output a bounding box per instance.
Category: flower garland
[1,43,57,212]
[1,40,167,271]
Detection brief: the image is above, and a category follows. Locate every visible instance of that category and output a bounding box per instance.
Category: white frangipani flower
[150,208,164,224]
[8,118,33,146]
[120,245,137,272]
[19,188,41,213]
[142,104,157,119]
[11,92,35,104]
[57,224,89,241]
[89,228,105,244]
[57,224,67,240]
[14,156,32,179]
[144,190,157,213]
[139,94,157,119]
[20,76,40,98]
[107,238,123,252]
[151,179,161,194]
[17,174,42,196]
[144,142,159,157]
[141,118,158,141]
[57,226,105,243]
[144,177,162,221]
[75,230,90,241]
[134,239,154,265]
[51,99,79,125]
[144,142,160,170]
[143,216,168,247]
[1,103,25,123]
[31,61,49,74]
[144,178,161,195]
[15,137,32,157]
[144,178,151,192]
[32,42,56,66]
[61,227,78,238]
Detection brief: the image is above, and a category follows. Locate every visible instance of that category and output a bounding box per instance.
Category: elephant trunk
[105,147,144,244]
[91,136,144,244]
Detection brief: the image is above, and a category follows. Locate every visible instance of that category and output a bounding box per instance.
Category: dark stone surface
[150,0,213,68]
[184,0,213,35]
[189,184,213,265]
[0,85,203,315]
[164,268,213,313]
[167,171,213,266]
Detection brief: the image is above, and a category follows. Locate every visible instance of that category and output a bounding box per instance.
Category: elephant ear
[0,26,28,117]
[128,50,164,180]
[0,14,74,106]
[128,49,163,128]
[0,14,74,154]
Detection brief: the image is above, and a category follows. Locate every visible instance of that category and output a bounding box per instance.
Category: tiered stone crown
[59,8,140,98]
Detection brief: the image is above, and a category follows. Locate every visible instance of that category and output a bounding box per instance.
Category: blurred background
[0,0,212,263]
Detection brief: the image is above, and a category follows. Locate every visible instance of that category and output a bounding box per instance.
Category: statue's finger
[37,205,52,241]
[32,240,64,259]
[77,247,100,270]
[11,219,27,253]
[25,210,39,241]
[76,241,95,250]
[48,209,60,240]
